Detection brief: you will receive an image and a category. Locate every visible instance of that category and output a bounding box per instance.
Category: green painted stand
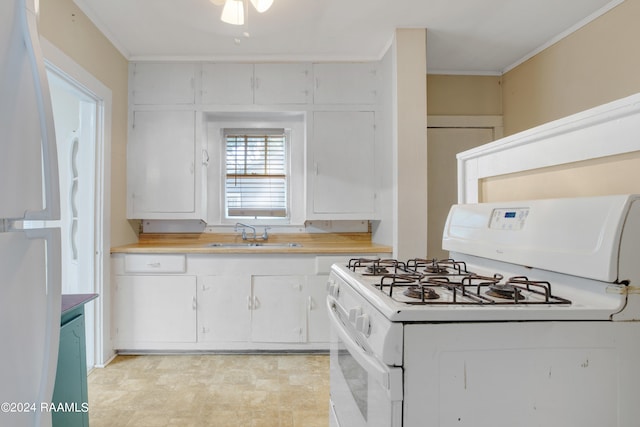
[52,294,97,427]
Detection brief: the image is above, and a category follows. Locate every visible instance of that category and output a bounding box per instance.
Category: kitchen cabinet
[201,63,254,105]
[111,252,387,351]
[130,62,196,105]
[113,275,197,347]
[306,275,331,342]
[127,110,206,220]
[310,111,376,218]
[251,275,307,343]
[201,63,312,105]
[254,63,311,104]
[198,275,313,344]
[197,275,251,342]
[313,62,377,105]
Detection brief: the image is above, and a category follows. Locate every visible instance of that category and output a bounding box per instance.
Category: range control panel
[489,208,529,230]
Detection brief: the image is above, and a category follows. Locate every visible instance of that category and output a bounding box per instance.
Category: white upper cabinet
[201,63,254,105]
[254,63,312,104]
[201,63,312,105]
[313,62,378,105]
[128,110,204,219]
[310,111,376,218]
[130,62,196,105]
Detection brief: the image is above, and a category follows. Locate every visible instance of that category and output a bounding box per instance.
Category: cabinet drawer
[124,254,186,273]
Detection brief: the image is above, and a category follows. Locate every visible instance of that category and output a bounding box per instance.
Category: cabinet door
[113,275,197,345]
[251,276,307,343]
[130,62,195,105]
[201,63,254,104]
[254,63,311,104]
[306,275,330,343]
[128,110,199,218]
[311,111,375,216]
[197,275,251,342]
[313,63,377,104]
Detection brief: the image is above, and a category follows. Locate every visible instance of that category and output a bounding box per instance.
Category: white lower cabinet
[197,275,251,343]
[197,275,321,345]
[251,276,307,343]
[306,275,331,343]
[111,253,385,351]
[113,275,197,346]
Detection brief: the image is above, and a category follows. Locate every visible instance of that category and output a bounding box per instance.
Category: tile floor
[87,354,330,427]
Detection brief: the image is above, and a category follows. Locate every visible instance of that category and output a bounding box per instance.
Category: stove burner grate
[348,257,406,276]
[372,270,572,306]
[406,258,470,276]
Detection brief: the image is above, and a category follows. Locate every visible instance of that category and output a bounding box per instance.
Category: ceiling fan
[210,0,274,26]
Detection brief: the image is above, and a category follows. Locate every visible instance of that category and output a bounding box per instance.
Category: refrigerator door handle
[19,0,60,221]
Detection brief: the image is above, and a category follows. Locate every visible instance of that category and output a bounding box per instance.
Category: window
[224,128,288,218]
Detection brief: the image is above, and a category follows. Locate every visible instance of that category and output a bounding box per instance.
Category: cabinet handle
[192,296,197,310]
[247,295,252,310]
[253,296,259,309]
[307,296,313,311]
[202,149,209,166]
[315,77,319,89]
[314,163,319,176]
[255,77,260,89]
[147,262,161,268]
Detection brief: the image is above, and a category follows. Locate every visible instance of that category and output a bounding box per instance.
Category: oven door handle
[327,296,402,400]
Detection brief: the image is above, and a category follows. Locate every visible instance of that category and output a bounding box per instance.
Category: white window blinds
[224,129,288,218]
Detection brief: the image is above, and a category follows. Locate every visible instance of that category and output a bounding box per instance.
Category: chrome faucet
[235,223,256,240]
[261,227,270,241]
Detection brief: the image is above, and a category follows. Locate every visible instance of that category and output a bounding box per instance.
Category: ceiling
[73,0,621,75]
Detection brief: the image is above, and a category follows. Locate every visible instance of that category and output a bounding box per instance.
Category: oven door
[327,296,403,427]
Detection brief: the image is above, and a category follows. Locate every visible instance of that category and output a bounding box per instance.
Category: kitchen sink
[206,242,302,248]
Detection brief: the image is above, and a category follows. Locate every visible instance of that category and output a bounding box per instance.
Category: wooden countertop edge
[111,232,393,255]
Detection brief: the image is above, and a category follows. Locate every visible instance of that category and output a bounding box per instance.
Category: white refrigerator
[0,0,62,426]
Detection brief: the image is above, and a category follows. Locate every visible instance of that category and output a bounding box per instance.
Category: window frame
[223,128,290,220]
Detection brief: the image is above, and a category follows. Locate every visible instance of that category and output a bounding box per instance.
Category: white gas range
[327,194,640,427]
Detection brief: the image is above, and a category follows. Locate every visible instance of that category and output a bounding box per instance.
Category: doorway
[43,38,111,370]
[48,70,98,369]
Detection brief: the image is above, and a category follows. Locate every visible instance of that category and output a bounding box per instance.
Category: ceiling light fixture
[249,0,273,13]
[211,0,274,26]
[221,0,244,25]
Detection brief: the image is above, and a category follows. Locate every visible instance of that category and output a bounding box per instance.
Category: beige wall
[480,0,640,202]
[502,0,640,136]
[427,74,502,116]
[40,0,135,246]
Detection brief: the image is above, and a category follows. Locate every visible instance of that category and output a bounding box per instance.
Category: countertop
[110,232,392,255]
[61,293,98,315]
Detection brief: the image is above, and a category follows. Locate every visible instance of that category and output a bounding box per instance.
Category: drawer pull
[147,262,161,268]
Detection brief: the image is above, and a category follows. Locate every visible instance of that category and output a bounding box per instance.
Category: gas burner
[348,258,406,275]
[486,283,524,301]
[403,285,440,300]
[406,258,470,276]
[424,265,449,274]
[366,265,389,275]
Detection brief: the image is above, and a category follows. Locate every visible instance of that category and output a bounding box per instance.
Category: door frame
[427,115,504,203]
[41,38,112,367]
